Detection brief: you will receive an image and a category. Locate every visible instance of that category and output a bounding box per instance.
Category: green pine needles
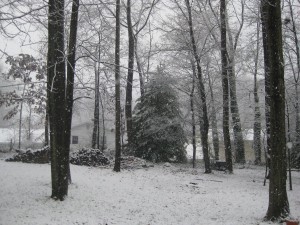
[131,67,187,163]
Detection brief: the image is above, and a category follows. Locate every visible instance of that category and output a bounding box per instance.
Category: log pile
[5,146,50,164]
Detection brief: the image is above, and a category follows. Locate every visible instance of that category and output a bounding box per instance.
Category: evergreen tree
[132,66,187,163]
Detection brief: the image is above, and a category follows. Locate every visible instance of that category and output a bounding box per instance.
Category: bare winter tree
[253,11,262,165]
[226,0,246,164]
[125,0,134,146]
[185,0,211,173]
[260,0,289,220]
[47,0,79,200]
[114,0,121,172]
[220,0,233,173]
[283,0,300,168]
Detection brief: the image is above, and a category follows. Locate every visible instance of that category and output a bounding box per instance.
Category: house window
[72,136,78,144]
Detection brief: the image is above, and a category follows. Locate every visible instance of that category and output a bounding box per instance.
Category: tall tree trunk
[27,103,32,140]
[225,3,245,164]
[48,0,68,200]
[261,0,271,178]
[65,0,79,184]
[208,73,220,161]
[44,109,49,146]
[253,17,261,165]
[134,37,145,97]
[287,0,300,168]
[185,0,211,173]
[227,60,245,163]
[114,0,121,172]
[92,59,100,149]
[190,59,196,168]
[125,0,134,146]
[220,0,233,173]
[261,0,290,220]
[99,91,106,150]
[45,79,50,147]
[48,0,78,199]
[19,84,26,149]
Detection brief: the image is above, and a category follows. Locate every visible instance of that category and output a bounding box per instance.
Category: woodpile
[70,148,110,167]
[5,146,50,164]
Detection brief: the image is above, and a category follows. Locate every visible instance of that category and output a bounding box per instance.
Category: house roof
[72,120,114,131]
[72,122,93,130]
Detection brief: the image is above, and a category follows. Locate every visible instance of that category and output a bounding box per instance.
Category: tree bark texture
[125,0,134,146]
[261,0,289,220]
[253,18,261,165]
[227,60,245,163]
[48,0,68,200]
[220,0,233,173]
[208,73,220,161]
[65,0,79,184]
[225,0,245,164]
[92,60,100,149]
[44,109,49,146]
[47,0,79,199]
[185,0,211,173]
[100,92,106,150]
[18,84,26,149]
[190,59,196,168]
[287,0,300,168]
[114,0,121,172]
[28,103,32,140]
[134,39,145,97]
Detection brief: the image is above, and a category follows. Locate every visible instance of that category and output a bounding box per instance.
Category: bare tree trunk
[99,89,106,150]
[208,73,220,161]
[253,17,261,165]
[18,84,26,149]
[125,0,134,146]
[227,60,245,163]
[134,38,145,97]
[261,0,290,220]
[225,2,245,164]
[114,0,121,172]
[44,109,49,146]
[48,0,68,200]
[261,0,271,179]
[48,0,79,199]
[220,0,233,173]
[287,0,300,168]
[92,59,100,149]
[65,0,79,185]
[185,0,211,173]
[190,59,196,168]
[27,103,32,140]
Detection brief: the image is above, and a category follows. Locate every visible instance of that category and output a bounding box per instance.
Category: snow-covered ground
[0,158,299,225]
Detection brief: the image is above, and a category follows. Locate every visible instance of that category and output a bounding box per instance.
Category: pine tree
[132,66,187,163]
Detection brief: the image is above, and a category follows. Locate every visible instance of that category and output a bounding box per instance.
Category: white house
[0,120,115,151]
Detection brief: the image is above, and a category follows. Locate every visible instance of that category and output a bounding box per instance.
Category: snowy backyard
[0,156,299,225]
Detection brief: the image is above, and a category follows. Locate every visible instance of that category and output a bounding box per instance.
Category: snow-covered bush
[70,148,110,167]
